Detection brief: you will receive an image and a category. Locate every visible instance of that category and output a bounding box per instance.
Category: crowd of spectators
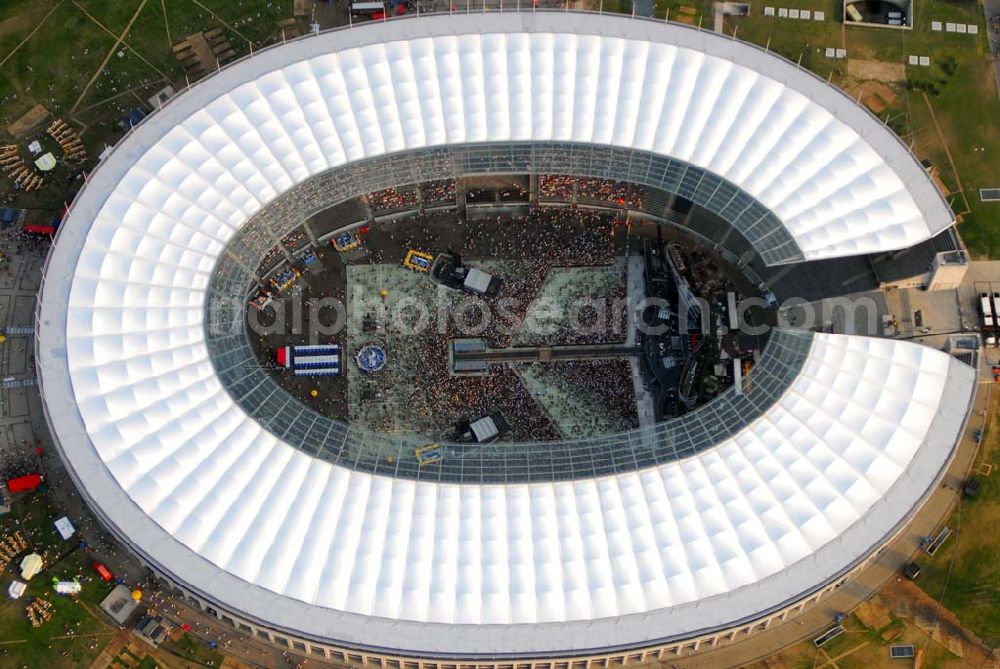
[577,177,645,209]
[257,242,286,275]
[525,360,640,435]
[280,227,309,252]
[514,263,628,347]
[0,449,39,485]
[539,174,576,199]
[344,208,629,441]
[344,257,562,442]
[394,338,562,442]
[367,186,419,212]
[440,209,619,350]
[465,187,494,203]
[259,203,637,442]
[538,175,646,209]
[4,228,51,256]
[333,208,630,441]
[498,180,529,201]
[420,178,456,204]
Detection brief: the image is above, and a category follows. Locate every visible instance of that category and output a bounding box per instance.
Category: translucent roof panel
[69,14,948,265]
[35,13,972,657]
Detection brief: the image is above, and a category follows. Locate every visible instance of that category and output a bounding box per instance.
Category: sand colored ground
[847,58,906,82]
[843,80,898,114]
[5,104,49,139]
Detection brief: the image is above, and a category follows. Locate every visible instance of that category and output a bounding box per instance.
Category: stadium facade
[36,12,977,666]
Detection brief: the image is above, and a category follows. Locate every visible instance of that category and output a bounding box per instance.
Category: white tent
[19,554,42,581]
[7,580,26,599]
[54,580,82,595]
[54,516,75,541]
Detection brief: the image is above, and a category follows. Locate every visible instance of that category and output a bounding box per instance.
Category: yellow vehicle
[269,266,301,292]
[332,230,362,252]
[403,249,434,272]
[415,443,443,465]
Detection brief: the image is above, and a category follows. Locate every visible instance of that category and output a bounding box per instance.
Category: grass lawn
[134,655,161,669]
[897,0,1000,258]
[0,492,117,669]
[916,389,1000,647]
[161,632,224,667]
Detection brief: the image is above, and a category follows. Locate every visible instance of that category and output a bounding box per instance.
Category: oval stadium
[35,11,980,667]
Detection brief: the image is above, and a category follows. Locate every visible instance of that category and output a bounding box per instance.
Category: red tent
[23,224,55,236]
[93,562,114,582]
[7,473,42,493]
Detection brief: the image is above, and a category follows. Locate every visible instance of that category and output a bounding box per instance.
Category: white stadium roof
[36,13,972,657]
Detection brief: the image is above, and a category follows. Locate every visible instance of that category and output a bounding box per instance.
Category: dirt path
[69,0,151,115]
[87,630,132,669]
[0,13,32,40]
[159,0,172,48]
[883,579,996,666]
[817,641,870,669]
[0,1,66,69]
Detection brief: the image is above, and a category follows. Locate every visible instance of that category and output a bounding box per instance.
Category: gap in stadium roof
[215,140,805,481]
[244,180,773,438]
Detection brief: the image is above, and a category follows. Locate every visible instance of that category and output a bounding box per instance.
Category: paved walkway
[0,244,48,473]
[626,253,656,427]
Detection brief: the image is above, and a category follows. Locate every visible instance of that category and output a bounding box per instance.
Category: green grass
[916,391,1000,646]
[1,2,116,117]
[731,0,845,72]
[885,0,1000,258]
[904,57,1000,258]
[813,619,867,658]
[134,655,161,669]
[651,0,711,25]
[0,492,115,669]
[161,632,224,667]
